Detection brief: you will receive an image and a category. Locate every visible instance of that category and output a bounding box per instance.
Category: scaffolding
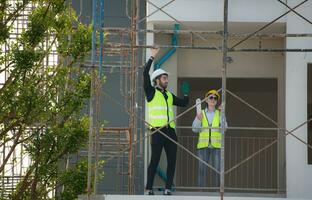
[85,0,312,199]
[1,0,312,199]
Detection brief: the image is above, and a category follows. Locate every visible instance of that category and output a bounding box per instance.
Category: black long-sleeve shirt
[143,57,189,106]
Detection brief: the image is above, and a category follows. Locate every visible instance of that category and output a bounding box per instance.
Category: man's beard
[160,82,168,89]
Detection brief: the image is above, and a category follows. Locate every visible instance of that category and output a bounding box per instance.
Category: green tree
[0,0,94,199]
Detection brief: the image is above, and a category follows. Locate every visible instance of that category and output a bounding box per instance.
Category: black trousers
[146,127,177,190]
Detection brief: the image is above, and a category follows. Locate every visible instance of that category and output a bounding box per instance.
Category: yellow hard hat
[205,90,220,100]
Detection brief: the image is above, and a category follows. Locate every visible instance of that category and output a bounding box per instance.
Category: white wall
[152,32,284,79]
[286,0,312,198]
[147,0,287,23]
[177,38,284,78]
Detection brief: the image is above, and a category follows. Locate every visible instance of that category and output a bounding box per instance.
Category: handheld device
[196,98,201,115]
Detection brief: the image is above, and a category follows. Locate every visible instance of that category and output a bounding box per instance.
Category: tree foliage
[0,0,94,199]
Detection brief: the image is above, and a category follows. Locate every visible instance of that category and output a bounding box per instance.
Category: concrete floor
[78,194,310,200]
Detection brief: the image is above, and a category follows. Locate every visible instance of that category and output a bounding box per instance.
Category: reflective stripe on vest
[197,109,221,149]
[147,90,175,128]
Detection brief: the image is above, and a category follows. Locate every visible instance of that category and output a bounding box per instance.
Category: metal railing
[175,135,279,192]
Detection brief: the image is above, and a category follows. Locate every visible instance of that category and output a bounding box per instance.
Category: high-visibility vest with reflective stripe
[197,109,221,149]
[147,90,175,128]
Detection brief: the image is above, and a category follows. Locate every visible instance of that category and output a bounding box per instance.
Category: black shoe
[145,190,154,195]
[163,189,172,195]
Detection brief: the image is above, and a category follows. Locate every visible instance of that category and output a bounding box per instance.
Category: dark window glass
[308,64,312,164]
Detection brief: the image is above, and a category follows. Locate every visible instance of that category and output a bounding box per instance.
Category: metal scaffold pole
[128,0,139,194]
[87,0,97,197]
[93,0,105,194]
[102,27,312,38]
[220,0,228,199]
[103,44,312,52]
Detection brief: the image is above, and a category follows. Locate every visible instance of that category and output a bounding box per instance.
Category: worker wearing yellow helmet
[144,48,189,195]
[192,89,226,188]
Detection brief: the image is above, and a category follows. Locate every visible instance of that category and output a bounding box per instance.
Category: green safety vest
[147,90,175,128]
[197,109,221,149]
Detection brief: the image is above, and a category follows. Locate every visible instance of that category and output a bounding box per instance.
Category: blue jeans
[197,148,220,187]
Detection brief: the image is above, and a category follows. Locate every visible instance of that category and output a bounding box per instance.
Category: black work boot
[145,189,154,195]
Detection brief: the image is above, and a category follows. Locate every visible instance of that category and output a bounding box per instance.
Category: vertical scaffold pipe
[99,0,104,78]
[128,0,139,194]
[94,0,104,194]
[220,0,228,199]
[87,0,97,196]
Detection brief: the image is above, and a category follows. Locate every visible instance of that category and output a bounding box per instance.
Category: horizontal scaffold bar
[102,27,312,38]
[104,44,312,52]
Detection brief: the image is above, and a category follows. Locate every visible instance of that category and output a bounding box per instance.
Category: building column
[286,0,312,198]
